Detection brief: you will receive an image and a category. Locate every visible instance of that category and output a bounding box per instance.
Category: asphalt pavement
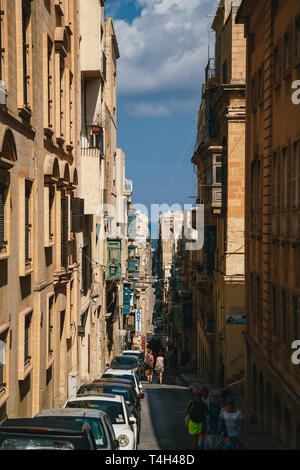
[138,373,194,450]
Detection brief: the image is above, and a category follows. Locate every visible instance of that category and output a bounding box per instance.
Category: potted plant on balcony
[91,111,104,134]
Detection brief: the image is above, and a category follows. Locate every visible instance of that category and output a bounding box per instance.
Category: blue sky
[105,0,219,225]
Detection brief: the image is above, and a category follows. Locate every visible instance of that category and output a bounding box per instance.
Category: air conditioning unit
[0,81,7,105]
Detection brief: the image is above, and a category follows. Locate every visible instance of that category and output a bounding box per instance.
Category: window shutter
[71,197,84,233]
[82,246,87,294]
[0,184,5,246]
[61,196,68,267]
[25,188,30,263]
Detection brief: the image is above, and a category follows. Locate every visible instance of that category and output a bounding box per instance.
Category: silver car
[35,408,119,450]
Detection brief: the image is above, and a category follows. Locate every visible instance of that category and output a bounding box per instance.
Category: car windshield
[66,401,125,425]
[39,416,107,449]
[0,438,74,450]
[123,352,144,361]
[102,374,135,386]
[103,387,131,403]
[110,356,138,367]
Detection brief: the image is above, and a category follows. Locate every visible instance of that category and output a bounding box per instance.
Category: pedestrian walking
[219,396,243,450]
[145,349,154,384]
[155,351,165,385]
[185,390,209,450]
[202,395,227,450]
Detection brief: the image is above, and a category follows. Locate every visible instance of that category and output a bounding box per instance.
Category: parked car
[35,408,119,451]
[101,368,143,398]
[0,418,97,450]
[121,350,146,379]
[65,393,137,450]
[77,381,141,441]
[108,355,142,381]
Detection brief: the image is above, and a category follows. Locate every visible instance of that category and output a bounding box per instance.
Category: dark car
[77,381,141,440]
[35,408,119,450]
[0,418,97,450]
[108,356,142,380]
[121,351,146,379]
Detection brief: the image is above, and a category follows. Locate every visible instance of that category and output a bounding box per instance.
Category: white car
[64,393,137,450]
[101,368,143,397]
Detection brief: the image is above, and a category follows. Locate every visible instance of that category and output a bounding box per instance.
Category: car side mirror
[129,416,137,424]
[112,439,119,450]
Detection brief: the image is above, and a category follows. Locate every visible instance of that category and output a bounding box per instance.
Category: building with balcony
[236,0,300,449]
[0,0,81,419]
[191,0,246,386]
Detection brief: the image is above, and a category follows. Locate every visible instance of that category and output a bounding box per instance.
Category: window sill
[18,105,32,121]
[20,264,34,277]
[56,137,65,146]
[18,359,33,382]
[44,127,54,138]
[0,246,9,260]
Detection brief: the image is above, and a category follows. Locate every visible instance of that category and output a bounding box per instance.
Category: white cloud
[127,102,170,117]
[113,0,220,116]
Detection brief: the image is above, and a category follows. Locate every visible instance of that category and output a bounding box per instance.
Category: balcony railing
[205,58,216,82]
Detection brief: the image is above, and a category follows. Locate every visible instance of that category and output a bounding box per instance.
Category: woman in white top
[219,397,243,449]
[155,351,165,385]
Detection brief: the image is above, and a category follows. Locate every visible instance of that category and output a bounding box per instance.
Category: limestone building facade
[0,0,81,418]
[236,0,300,448]
[191,0,246,385]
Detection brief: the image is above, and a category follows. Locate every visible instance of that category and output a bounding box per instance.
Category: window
[22,0,31,107]
[294,142,300,209]
[48,296,54,355]
[81,246,87,295]
[273,153,278,210]
[272,286,277,336]
[49,186,55,240]
[251,76,256,108]
[283,29,291,75]
[47,37,53,128]
[222,60,227,84]
[282,148,288,210]
[293,297,299,342]
[69,72,73,144]
[281,290,287,345]
[0,331,7,392]
[296,17,300,61]
[61,195,68,268]
[24,314,31,365]
[0,182,6,247]
[257,277,261,319]
[25,183,32,265]
[258,67,264,103]
[273,45,280,84]
[59,56,65,137]
[0,5,5,82]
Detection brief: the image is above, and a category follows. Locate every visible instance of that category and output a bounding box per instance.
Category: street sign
[135,309,142,336]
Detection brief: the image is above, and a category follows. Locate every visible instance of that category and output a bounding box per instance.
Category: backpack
[145,354,152,366]
[190,401,207,424]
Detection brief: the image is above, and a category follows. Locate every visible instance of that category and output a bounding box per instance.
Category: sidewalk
[179,368,287,450]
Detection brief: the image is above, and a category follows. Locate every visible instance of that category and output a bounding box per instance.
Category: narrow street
[138,376,193,450]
